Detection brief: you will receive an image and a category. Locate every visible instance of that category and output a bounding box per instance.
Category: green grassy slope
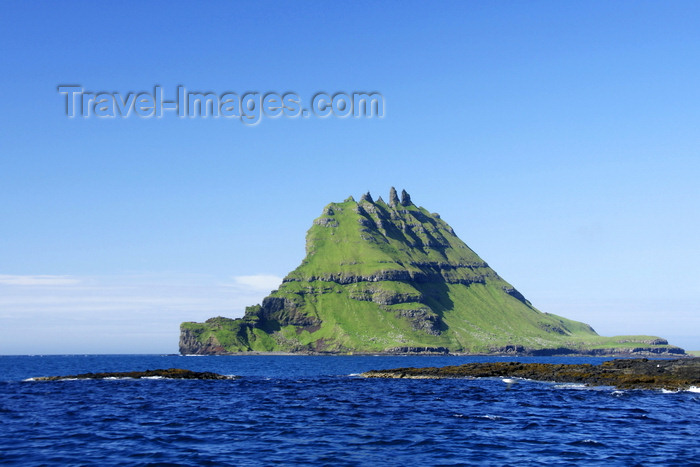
[180,190,683,355]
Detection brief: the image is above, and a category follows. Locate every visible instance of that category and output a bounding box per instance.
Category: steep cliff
[180,189,684,356]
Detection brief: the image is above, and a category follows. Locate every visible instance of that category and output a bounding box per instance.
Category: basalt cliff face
[180,189,684,356]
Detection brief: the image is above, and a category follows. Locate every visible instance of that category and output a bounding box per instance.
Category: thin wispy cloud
[0,275,81,286]
[227,274,283,292]
[0,272,282,354]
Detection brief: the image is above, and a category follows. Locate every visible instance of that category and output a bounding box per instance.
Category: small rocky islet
[29,368,235,381]
[361,358,700,390]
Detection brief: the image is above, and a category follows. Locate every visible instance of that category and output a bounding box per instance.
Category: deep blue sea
[1,355,698,466]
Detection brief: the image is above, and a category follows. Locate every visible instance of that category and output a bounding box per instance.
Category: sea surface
[0,355,698,466]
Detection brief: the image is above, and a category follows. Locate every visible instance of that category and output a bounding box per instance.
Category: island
[181,189,685,357]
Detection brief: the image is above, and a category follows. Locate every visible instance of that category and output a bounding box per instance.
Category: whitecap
[569,439,605,446]
[477,415,504,421]
[686,386,700,393]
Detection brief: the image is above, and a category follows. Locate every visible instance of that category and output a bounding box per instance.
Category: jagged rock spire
[389,187,400,207]
[376,195,386,205]
[360,191,374,203]
[400,189,412,206]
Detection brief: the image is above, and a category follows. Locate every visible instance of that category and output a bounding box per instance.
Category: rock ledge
[361,358,700,390]
[29,368,235,381]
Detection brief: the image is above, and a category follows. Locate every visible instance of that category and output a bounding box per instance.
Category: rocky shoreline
[180,346,687,357]
[29,368,235,381]
[361,358,700,390]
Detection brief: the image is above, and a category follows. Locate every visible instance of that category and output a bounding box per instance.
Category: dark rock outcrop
[389,186,400,207]
[362,358,700,390]
[400,189,412,206]
[30,368,236,381]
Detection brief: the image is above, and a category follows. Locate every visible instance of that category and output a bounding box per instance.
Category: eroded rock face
[362,358,700,390]
[179,320,231,355]
[389,187,400,207]
[257,297,321,327]
[400,189,412,206]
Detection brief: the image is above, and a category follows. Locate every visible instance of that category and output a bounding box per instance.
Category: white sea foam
[553,383,588,390]
[553,382,616,391]
[660,386,700,394]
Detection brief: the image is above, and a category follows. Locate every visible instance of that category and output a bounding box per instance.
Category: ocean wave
[4,355,700,465]
[568,439,606,447]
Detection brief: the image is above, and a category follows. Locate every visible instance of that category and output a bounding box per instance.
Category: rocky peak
[400,189,412,206]
[360,191,374,203]
[389,187,400,207]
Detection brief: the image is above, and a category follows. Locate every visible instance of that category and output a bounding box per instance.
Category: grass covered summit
[180,189,683,356]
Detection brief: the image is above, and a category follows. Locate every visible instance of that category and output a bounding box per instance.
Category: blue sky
[1,1,699,353]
